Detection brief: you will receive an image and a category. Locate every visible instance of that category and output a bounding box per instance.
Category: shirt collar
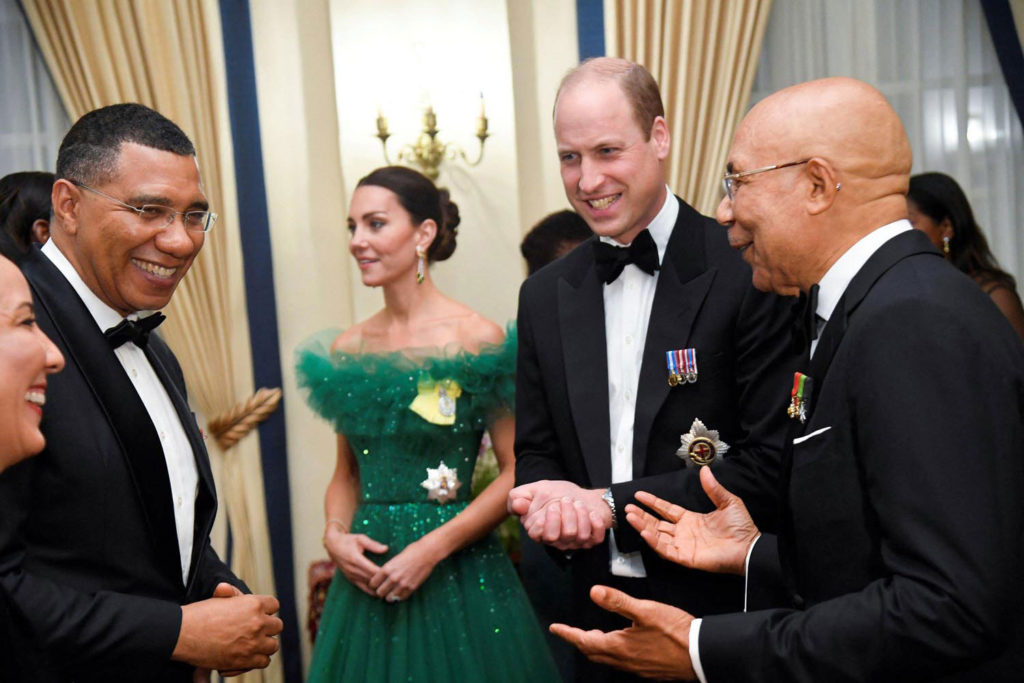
[40,238,137,332]
[599,185,678,264]
[815,219,912,323]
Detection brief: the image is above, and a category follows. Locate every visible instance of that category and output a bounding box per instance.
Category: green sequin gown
[296,328,559,682]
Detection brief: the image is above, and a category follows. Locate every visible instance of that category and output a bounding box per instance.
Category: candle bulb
[479,92,486,117]
[376,110,389,137]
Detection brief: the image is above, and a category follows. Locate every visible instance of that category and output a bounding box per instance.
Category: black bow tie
[593,229,661,284]
[104,313,166,350]
[793,284,821,355]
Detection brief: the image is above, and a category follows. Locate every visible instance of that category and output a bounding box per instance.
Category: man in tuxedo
[510,58,797,681]
[550,78,1024,681]
[0,104,282,681]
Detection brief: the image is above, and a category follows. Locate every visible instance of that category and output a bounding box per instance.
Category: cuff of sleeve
[743,534,760,613]
[690,618,708,683]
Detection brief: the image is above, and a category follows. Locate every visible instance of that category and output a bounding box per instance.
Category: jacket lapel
[633,199,716,475]
[144,341,216,590]
[22,250,184,588]
[806,230,939,404]
[559,246,613,487]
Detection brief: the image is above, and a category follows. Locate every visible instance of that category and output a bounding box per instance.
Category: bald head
[743,77,911,205]
[719,78,914,294]
[555,57,665,139]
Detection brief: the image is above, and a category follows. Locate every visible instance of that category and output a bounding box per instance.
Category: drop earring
[416,247,426,284]
[942,236,950,258]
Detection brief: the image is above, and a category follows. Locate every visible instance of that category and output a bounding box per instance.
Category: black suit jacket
[699,230,1024,681]
[0,248,243,682]
[515,197,798,618]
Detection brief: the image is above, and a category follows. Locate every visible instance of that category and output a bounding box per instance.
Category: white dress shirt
[41,239,199,584]
[811,220,912,357]
[689,219,913,682]
[602,188,678,577]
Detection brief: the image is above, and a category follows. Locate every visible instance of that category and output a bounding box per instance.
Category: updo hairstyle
[356,166,461,262]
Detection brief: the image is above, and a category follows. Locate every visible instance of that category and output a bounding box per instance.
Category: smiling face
[0,258,65,470]
[347,185,434,288]
[715,125,809,296]
[554,78,670,244]
[55,142,207,316]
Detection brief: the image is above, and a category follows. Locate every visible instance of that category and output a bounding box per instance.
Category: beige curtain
[20,1,280,680]
[605,0,774,215]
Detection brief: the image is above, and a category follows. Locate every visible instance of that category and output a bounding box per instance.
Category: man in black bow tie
[509,57,798,682]
[0,103,282,682]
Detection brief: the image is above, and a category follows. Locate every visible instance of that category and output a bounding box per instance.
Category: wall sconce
[375,96,489,181]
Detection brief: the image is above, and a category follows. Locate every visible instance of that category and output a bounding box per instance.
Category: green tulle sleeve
[294,325,516,437]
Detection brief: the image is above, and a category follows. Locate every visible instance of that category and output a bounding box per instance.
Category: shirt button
[159,431,166,440]
[625,389,633,401]
[617,444,624,453]
[625,335,633,345]
[616,557,625,564]
[176,496,183,507]
[131,368,138,379]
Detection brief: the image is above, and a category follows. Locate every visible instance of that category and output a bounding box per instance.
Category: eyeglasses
[721,159,810,200]
[71,180,217,233]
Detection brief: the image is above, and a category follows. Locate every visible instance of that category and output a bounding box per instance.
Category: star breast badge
[677,418,730,467]
[421,461,462,504]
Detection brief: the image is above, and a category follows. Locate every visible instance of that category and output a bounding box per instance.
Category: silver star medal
[421,461,461,503]
[677,418,730,468]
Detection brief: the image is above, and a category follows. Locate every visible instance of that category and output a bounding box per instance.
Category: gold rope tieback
[207,387,283,451]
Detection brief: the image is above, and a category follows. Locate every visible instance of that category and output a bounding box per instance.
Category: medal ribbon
[666,350,678,378]
[684,348,697,379]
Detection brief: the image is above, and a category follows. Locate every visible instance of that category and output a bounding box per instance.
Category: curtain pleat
[607,0,773,215]
[19,2,280,681]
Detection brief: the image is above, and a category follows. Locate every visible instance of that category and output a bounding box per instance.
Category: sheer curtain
[0,0,68,175]
[751,0,1024,285]
[605,0,774,215]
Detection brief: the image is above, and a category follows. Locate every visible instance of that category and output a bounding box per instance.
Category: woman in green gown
[297,166,559,682]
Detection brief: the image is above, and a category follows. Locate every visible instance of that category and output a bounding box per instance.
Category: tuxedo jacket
[699,230,1024,681]
[515,197,799,617]
[0,248,243,682]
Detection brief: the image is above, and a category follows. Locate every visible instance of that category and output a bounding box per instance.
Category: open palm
[625,466,759,576]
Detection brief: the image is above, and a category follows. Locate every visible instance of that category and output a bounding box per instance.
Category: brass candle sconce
[375,96,489,181]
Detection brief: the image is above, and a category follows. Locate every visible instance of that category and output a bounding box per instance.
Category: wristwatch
[601,488,618,529]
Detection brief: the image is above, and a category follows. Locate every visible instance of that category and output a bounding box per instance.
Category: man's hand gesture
[625,466,759,575]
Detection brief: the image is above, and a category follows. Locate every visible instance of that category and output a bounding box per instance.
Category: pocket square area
[792,426,832,445]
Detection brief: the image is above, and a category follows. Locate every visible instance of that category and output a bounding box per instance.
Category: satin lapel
[559,262,612,487]
[633,202,715,475]
[144,341,216,591]
[22,251,183,587]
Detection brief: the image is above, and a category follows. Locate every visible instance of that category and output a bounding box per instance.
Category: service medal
[677,418,729,467]
[682,348,698,384]
[787,372,813,423]
[421,461,461,504]
[665,350,681,386]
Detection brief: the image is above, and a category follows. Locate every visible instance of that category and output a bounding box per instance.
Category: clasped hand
[324,526,440,602]
[176,582,282,676]
[507,480,613,550]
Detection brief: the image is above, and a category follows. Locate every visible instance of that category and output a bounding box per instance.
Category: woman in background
[907,172,1024,339]
[0,171,54,261]
[296,166,557,681]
